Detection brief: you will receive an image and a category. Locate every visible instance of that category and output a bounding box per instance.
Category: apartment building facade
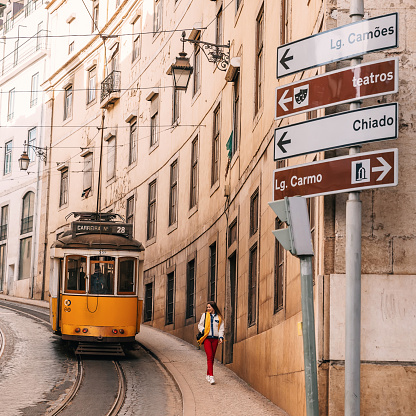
[7,0,415,414]
[0,0,49,299]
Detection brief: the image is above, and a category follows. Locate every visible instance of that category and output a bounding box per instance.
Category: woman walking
[197,301,224,385]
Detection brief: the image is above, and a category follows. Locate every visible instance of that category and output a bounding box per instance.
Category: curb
[0,294,49,309]
[137,336,196,416]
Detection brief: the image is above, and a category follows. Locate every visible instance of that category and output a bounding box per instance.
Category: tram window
[66,256,87,292]
[118,258,136,294]
[90,256,115,295]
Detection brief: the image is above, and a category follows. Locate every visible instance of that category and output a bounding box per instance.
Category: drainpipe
[30,99,44,299]
[41,10,52,301]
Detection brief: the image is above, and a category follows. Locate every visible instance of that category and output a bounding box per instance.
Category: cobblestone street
[0,306,77,416]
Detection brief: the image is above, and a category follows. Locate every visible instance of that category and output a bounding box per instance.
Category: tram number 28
[117,226,125,234]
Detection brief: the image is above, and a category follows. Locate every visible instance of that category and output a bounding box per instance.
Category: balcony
[100,71,121,108]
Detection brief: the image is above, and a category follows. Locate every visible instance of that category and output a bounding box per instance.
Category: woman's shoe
[209,376,215,385]
[206,375,211,382]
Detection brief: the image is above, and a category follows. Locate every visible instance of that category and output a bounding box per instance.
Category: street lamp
[18,141,47,171]
[167,32,193,92]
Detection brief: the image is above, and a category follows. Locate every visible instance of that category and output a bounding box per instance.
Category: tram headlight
[82,328,88,333]
[119,329,124,334]
[75,328,81,333]
[112,329,118,334]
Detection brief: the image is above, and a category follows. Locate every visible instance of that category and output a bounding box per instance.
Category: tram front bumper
[62,324,136,342]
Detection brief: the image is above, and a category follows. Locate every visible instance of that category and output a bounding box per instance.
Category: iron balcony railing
[21,216,33,235]
[100,71,121,103]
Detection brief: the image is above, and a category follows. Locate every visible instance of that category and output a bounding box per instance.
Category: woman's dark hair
[207,301,222,318]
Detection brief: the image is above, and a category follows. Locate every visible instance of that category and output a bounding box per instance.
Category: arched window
[21,191,34,234]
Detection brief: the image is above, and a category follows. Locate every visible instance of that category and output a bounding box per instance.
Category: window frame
[18,236,32,280]
[147,180,157,240]
[59,168,69,207]
[193,33,201,96]
[21,192,34,235]
[208,242,217,301]
[64,85,73,120]
[232,70,240,158]
[169,160,178,227]
[186,258,196,319]
[82,153,93,197]
[128,118,137,165]
[153,0,162,34]
[248,244,258,327]
[87,66,97,104]
[216,6,223,46]
[228,219,237,247]
[132,16,141,62]
[7,88,15,121]
[92,0,99,32]
[150,111,159,148]
[190,136,198,209]
[250,188,259,236]
[255,4,264,114]
[30,73,39,107]
[107,135,116,181]
[27,127,37,162]
[0,244,6,291]
[144,282,153,322]
[166,271,175,325]
[4,140,12,175]
[126,195,134,224]
[211,104,220,186]
[172,88,180,125]
[0,205,8,241]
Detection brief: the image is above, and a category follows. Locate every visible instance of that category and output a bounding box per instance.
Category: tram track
[0,300,127,416]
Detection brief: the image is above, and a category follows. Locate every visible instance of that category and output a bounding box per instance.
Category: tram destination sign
[277,13,398,78]
[274,102,398,161]
[72,221,132,238]
[273,148,398,200]
[275,57,398,119]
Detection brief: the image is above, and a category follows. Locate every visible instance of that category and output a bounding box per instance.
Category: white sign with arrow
[277,13,398,78]
[274,103,398,160]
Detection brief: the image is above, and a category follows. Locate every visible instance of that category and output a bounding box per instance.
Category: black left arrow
[277,131,291,153]
[280,48,294,70]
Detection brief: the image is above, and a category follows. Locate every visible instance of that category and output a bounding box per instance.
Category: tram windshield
[64,255,137,295]
[90,256,114,295]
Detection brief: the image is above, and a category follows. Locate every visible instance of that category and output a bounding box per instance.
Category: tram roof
[51,233,145,251]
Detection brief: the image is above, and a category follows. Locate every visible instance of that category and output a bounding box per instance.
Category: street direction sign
[277,13,398,78]
[275,57,398,119]
[274,103,398,161]
[273,148,398,200]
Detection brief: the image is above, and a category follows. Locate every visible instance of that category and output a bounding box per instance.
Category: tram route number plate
[72,221,133,238]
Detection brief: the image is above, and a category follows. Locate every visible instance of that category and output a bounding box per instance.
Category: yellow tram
[49,212,144,350]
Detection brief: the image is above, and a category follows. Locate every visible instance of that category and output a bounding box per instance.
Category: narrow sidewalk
[137,325,289,416]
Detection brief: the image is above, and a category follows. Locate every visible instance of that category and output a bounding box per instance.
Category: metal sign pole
[345,1,364,415]
[300,256,319,416]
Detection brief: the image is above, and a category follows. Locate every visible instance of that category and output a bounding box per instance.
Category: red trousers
[204,338,219,376]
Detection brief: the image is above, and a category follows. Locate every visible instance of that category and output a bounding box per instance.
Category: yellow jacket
[197,312,224,345]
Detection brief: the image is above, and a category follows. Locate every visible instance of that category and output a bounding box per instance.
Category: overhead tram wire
[2,27,208,41]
